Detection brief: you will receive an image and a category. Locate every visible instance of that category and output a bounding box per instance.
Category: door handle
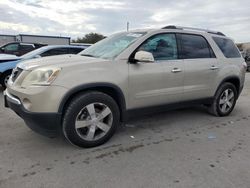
[171,68,182,73]
[210,65,219,70]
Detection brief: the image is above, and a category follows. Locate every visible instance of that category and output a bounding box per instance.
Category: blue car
[0,45,86,87]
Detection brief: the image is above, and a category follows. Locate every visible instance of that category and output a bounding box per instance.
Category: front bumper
[4,90,62,137]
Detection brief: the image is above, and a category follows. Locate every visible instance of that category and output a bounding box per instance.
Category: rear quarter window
[213,37,241,58]
[20,45,34,51]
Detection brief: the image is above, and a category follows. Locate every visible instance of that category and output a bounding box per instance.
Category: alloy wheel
[4,75,10,85]
[219,89,235,113]
[75,103,113,141]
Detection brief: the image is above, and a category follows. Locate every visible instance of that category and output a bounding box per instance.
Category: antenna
[127,22,129,32]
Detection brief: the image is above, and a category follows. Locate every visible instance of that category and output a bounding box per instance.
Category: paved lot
[0,73,250,188]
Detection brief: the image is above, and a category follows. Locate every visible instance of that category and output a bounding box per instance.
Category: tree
[72,33,106,44]
[236,43,243,51]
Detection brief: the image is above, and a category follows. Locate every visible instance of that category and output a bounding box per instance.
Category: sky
[0,0,249,42]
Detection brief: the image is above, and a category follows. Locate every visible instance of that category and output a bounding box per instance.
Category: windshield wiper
[81,54,95,57]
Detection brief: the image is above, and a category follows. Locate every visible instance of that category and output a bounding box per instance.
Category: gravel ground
[0,73,250,188]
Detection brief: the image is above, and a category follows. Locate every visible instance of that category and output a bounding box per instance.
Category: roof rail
[162,25,225,36]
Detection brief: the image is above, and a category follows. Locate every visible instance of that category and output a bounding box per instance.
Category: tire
[208,82,237,117]
[0,71,12,88]
[247,66,250,72]
[62,91,120,148]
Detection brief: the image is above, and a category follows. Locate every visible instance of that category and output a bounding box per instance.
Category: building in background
[0,34,70,46]
[242,42,250,55]
[237,42,250,57]
[0,35,16,46]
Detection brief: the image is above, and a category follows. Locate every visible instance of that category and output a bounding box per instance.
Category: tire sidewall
[63,92,120,148]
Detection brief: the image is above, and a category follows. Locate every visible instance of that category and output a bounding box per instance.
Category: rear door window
[180,34,214,59]
[212,37,241,58]
[20,44,34,52]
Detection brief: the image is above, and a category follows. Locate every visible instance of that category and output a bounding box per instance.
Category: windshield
[20,47,46,59]
[80,32,146,59]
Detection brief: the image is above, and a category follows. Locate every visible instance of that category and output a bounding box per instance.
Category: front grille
[11,67,23,82]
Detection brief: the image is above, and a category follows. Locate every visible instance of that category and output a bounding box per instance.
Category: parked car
[4,26,246,148]
[0,42,46,56]
[244,55,250,71]
[0,45,86,87]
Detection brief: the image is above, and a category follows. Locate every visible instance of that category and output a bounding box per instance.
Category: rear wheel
[62,91,120,148]
[208,82,237,116]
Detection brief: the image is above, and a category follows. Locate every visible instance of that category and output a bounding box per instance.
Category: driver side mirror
[0,47,5,52]
[134,51,154,63]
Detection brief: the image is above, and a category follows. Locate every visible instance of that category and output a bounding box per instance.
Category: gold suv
[4,26,247,147]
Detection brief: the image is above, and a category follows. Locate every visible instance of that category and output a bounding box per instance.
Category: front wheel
[208,82,237,116]
[0,71,11,88]
[62,91,120,148]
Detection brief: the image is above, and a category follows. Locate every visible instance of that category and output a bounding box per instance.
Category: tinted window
[40,48,69,57]
[68,48,83,54]
[180,34,212,59]
[4,44,19,51]
[139,33,178,61]
[213,37,241,58]
[20,44,34,51]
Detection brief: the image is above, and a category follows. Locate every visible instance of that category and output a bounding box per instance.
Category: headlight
[21,67,61,87]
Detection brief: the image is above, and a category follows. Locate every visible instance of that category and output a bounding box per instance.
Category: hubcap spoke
[222,103,227,112]
[86,104,96,119]
[97,122,110,132]
[227,102,232,108]
[219,99,226,105]
[224,89,229,98]
[86,126,96,140]
[75,120,92,129]
[228,92,234,100]
[98,107,111,120]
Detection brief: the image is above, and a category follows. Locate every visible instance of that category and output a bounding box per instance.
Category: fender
[58,82,127,120]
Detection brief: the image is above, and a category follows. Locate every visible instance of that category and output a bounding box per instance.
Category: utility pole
[127,22,129,32]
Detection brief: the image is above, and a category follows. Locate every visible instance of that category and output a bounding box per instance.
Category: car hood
[0,54,21,62]
[17,54,108,70]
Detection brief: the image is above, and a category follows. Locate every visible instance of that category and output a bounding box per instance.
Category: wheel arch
[58,83,127,121]
[0,69,12,77]
[0,69,13,86]
[215,76,240,98]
